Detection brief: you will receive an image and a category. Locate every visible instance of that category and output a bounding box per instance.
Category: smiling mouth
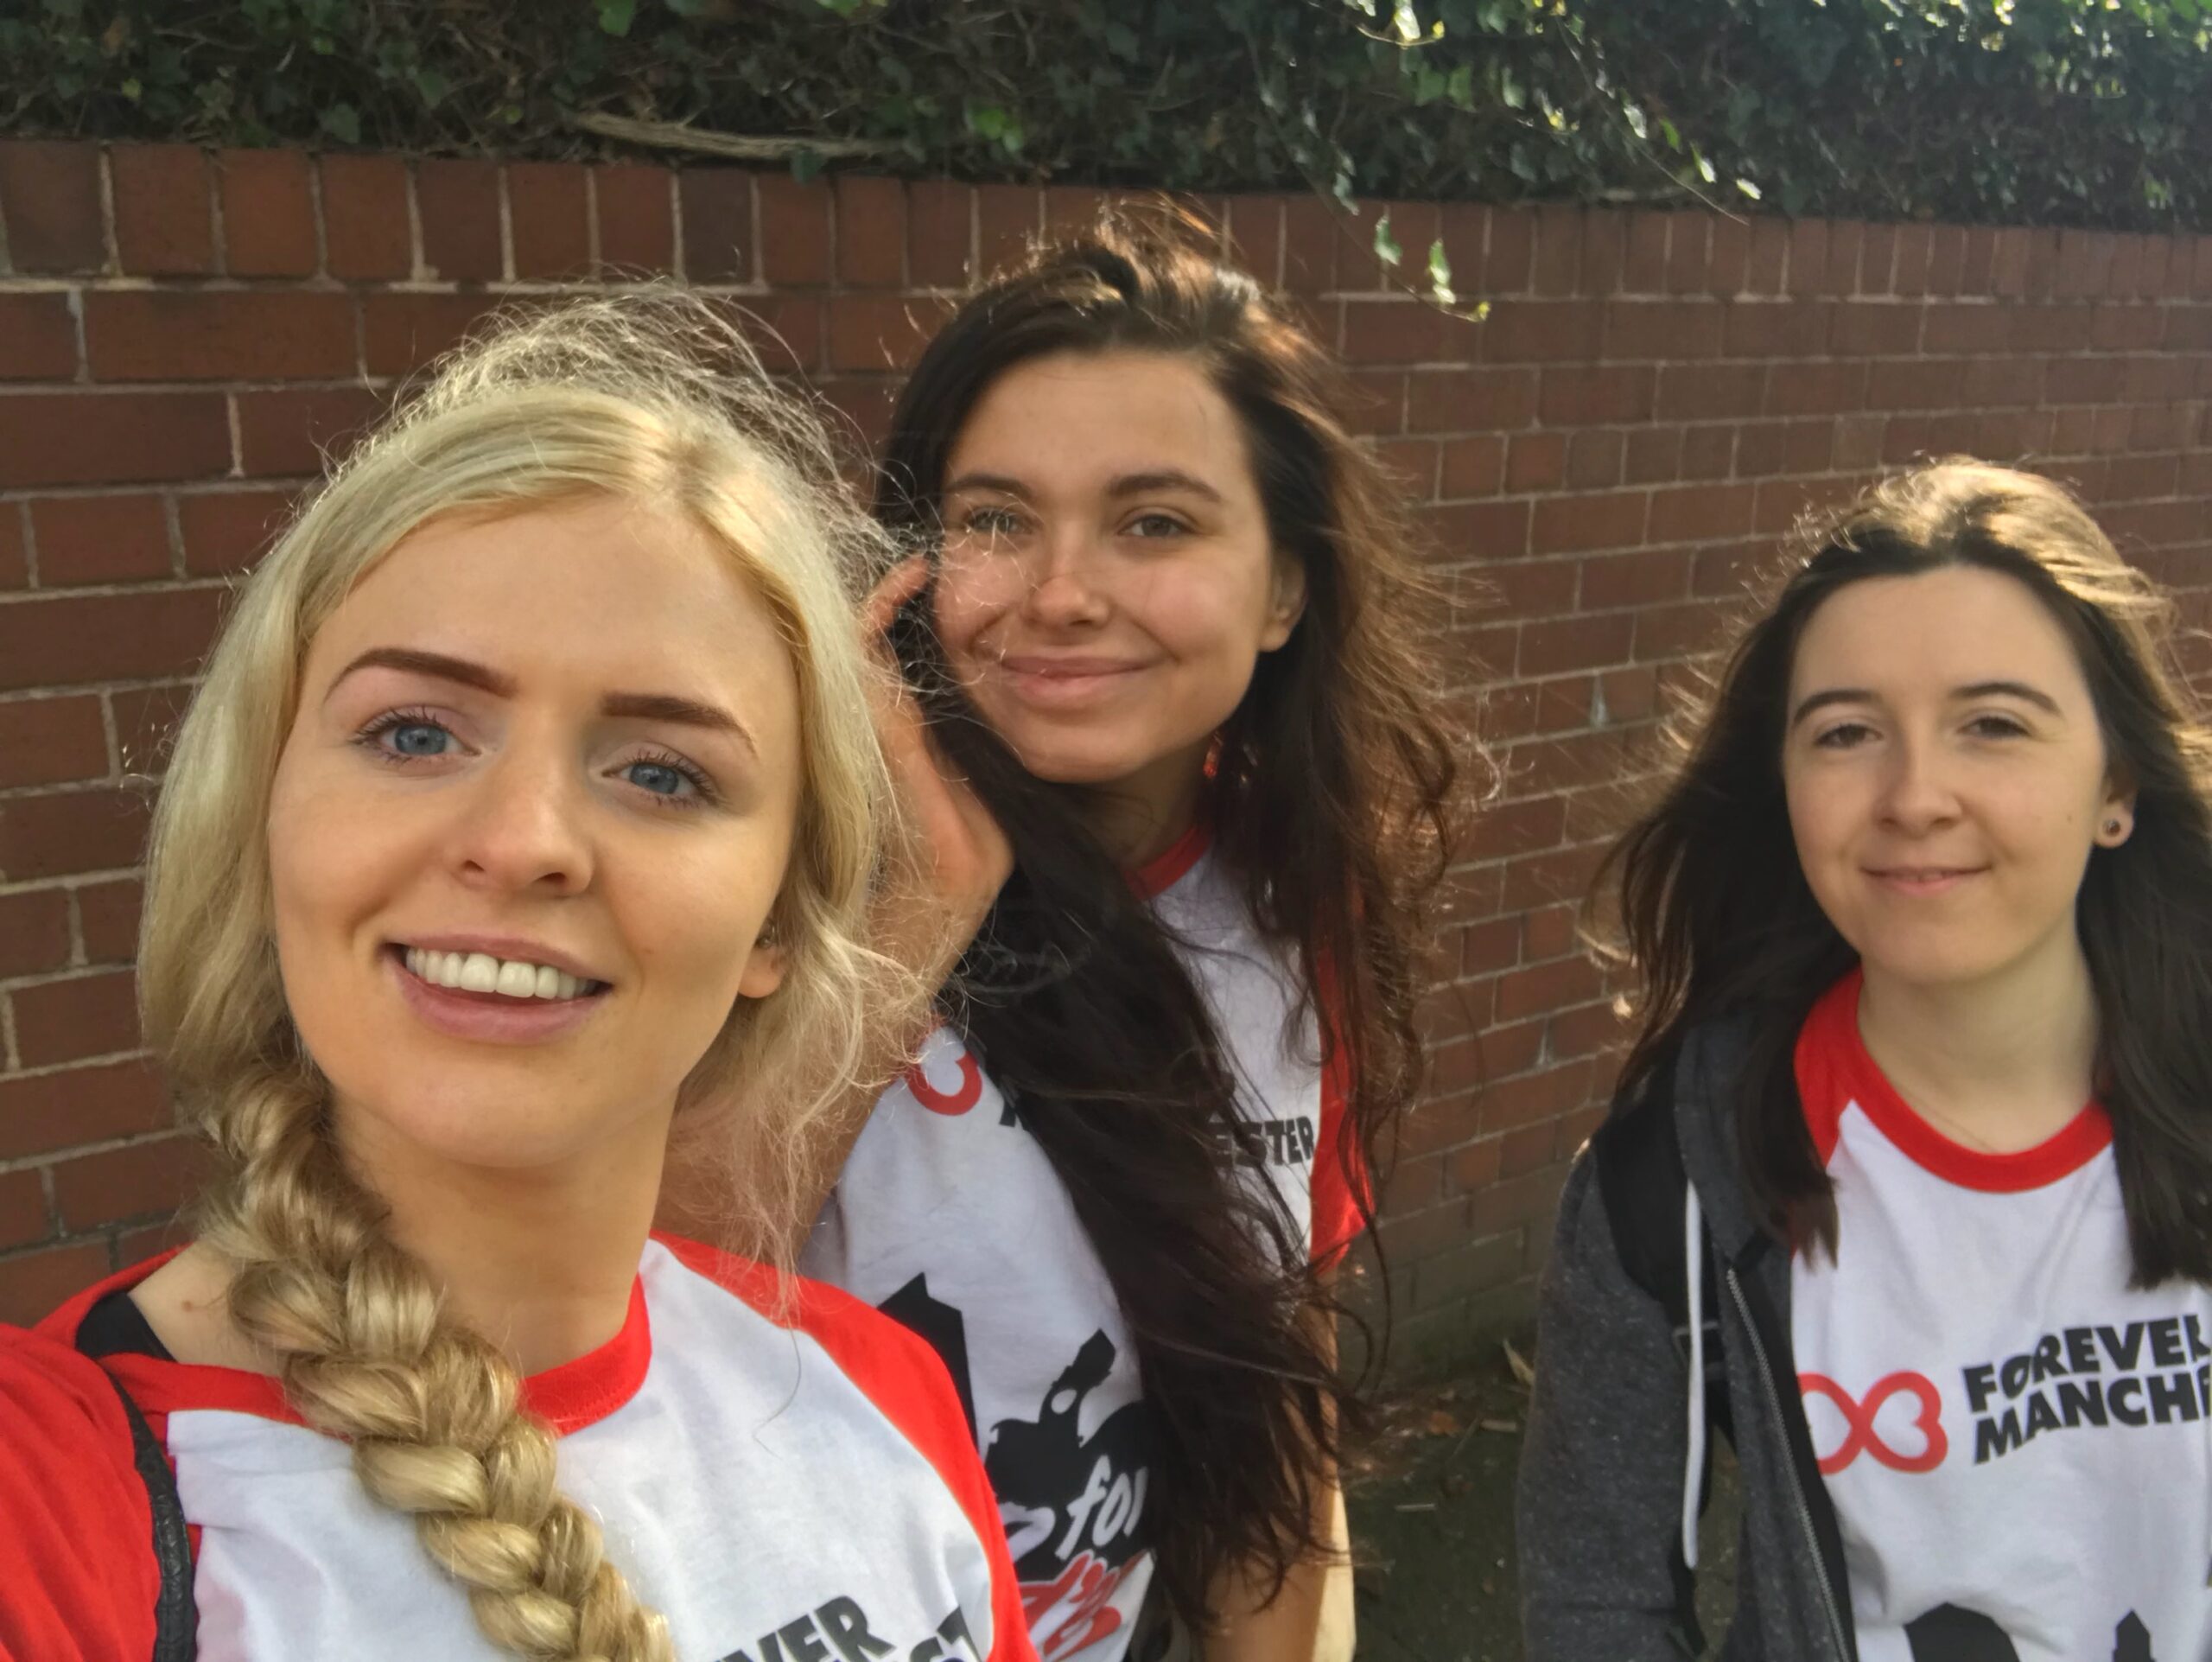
[1866,867,1986,888]
[389,945,607,1003]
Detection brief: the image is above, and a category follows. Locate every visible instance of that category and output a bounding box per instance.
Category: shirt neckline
[1128,818,1212,899]
[1797,967,2113,1193]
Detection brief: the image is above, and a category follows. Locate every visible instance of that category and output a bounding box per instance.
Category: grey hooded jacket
[1516,1017,1859,1662]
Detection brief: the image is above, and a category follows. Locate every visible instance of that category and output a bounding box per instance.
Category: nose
[1875,731,1961,836]
[1018,523,1111,630]
[446,737,594,897]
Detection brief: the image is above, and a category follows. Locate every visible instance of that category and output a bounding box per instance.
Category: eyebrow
[942,468,1226,505]
[1789,679,2063,728]
[328,647,757,755]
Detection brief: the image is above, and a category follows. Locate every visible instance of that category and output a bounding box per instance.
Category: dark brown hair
[875,207,1467,1624]
[1605,460,2212,1283]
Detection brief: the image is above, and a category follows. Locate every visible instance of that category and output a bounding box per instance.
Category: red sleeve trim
[652,1234,1036,1661]
[0,1328,162,1662]
[1794,965,2111,1192]
[1310,952,1370,1270]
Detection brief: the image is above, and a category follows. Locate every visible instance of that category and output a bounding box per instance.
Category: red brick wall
[1,141,2207,1360]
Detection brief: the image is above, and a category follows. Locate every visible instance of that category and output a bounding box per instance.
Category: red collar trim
[1128,819,1211,899]
[1796,968,2112,1194]
[43,1249,652,1436]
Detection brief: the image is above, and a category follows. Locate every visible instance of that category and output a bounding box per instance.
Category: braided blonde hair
[138,296,910,1660]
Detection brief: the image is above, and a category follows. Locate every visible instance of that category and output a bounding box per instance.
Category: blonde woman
[0,298,1033,1662]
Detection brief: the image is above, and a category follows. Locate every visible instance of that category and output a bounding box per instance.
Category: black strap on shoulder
[96,1364,197,1662]
[1589,1057,1729,1658]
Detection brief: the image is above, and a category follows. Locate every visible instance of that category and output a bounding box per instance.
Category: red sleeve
[655,1239,1039,1662]
[1310,958,1371,1270]
[0,1327,160,1662]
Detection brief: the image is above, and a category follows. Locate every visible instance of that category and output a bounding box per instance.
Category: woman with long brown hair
[1519,461,2212,1660]
[795,212,1466,1659]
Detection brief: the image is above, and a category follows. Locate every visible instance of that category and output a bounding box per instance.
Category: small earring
[2105,818,2124,837]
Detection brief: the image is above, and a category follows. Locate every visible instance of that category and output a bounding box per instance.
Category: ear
[2094,771,2137,849]
[1259,551,1308,653]
[736,937,788,1000]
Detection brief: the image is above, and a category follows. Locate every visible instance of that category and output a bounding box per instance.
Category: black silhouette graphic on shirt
[1904,1604,2157,1661]
[879,1273,978,1442]
[984,1329,1152,1579]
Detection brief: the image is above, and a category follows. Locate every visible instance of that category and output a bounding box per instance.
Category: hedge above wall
[6,0,2211,233]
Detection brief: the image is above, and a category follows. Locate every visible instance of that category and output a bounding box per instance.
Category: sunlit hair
[1604,459,2212,1283]
[137,294,907,1661]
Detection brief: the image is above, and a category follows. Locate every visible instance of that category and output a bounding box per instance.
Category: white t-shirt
[804,827,1362,1662]
[2,1234,1033,1662]
[1790,970,2212,1662]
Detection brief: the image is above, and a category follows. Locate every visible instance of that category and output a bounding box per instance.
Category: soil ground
[1343,1330,1741,1660]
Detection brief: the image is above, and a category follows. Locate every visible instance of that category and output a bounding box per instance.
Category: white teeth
[401,946,594,1000]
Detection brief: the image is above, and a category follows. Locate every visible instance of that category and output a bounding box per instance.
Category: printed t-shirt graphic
[0,1234,1033,1662]
[1789,970,2212,1662]
[806,826,1363,1662]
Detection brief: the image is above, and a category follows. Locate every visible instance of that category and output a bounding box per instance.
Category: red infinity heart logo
[906,1049,984,1116]
[1799,1371,1948,1474]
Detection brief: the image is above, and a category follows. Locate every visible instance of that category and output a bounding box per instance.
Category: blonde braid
[194,1067,673,1662]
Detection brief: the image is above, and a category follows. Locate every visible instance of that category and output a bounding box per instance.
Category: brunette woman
[1518,461,2212,1662]
[791,213,1465,1662]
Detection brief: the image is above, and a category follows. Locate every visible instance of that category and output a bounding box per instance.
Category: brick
[506,161,589,280]
[1580,210,1626,296]
[0,687,108,788]
[1463,796,1566,862]
[1828,302,1922,358]
[1580,546,1690,609]
[110,145,214,276]
[734,296,823,378]
[1439,434,1504,498]
[1634,598,1733,660]
[1649,482,1757,544]
[0,1242,111,1328]
[74,878,142,965]
[320,155,411,280]
[1925,226,1967,296]
[361,293,511,378]
[1281,194,1339,294]
[1426,500,1529,560]
[0,1170,51,1252]
[27,494,171,586]
[1566,430,1625,491]
[828,294,938,373]
[1222,196,1282,287]
[1479,301,1600,365]
[1665,213,1709,293]
[1407,367,1535,433]
[0,293,79,381]
[85,291,353,383]
[177,488,291,576]
[1472,557,1577,621]
[1624,426,1683,486]
[1503,433,1565,493]
[1961,226,1999,295]
[1920,302,2012,355]
[593,163,674,275]
[1410,1232,1527,1311]
[0,1058,169,1162]
[1539,365,1654,425]
[1498,1123,1557,1180]
[1892,225,1933,297]
[52,1134,205,1230]
[1990,227,2032,296]
[10,969,139,1067]
[1820,221,1863,296]
[0,142,104,272]
[110,683,192,779]
[1373,437,1437,495]
[1605,300,1722,361]
[2055,228,2113,299]
[834,175,906,288]
[1656,363,1765,422]
[416,157,503,282]
[0,504,22,590]
[2023,228,2062,298]
[1784,220,1827,296]
[1764,361,1866,417]
[1722,300,1830,359]
[1044,183,1112,240]
[1342,300,1445,365]
[1519,612,1636,675]
[1746,217,1789,296]
[1475,1060,1599,1137]
[1339,366,1402,435]
[907,179,972,289]
[0,393,230,490]
[1484,210,1534,295]
[0,886,70,976]
[1707,215,1751,296]
[217,150,316,277]
[1530,205,1581,295]
[1681,424,1735,479]
[235,386,385,478]
[0,588,221,695]
[1856,224,1895,296]
[758,175,833,285]
[1621,212,1669,294]
[677,169,751,283]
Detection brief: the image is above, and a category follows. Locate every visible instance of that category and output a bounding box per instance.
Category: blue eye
[388,723,450,757]
[624,761,690,797]
[355,710,460,763]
